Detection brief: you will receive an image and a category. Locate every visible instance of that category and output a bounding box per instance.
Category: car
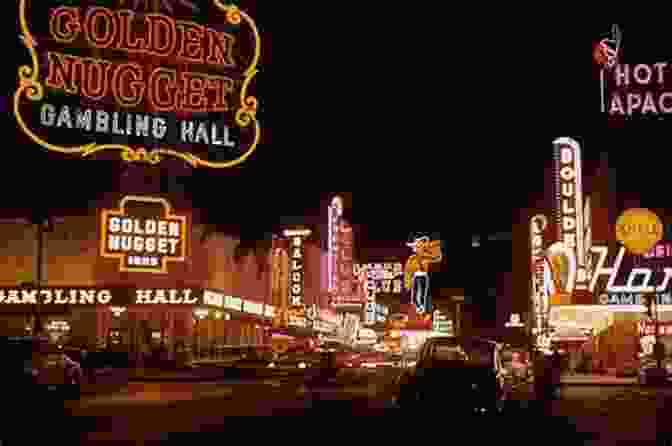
[638,357,672,385]
[3,335,82,400]
[393,336,508,414]
[34,343,83,399]
[346,350,389,369]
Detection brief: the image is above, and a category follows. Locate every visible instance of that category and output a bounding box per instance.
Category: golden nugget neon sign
[100,195,188,273]
[15,0,260,168]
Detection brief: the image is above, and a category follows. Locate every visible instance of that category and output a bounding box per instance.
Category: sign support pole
[33,215,48,336]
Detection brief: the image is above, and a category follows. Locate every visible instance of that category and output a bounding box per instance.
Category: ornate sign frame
[15,0,260,168]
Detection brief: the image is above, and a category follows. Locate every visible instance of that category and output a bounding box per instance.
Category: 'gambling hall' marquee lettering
[0,289,112,305]
[101,195,187,273]
[0,288,199,305]
[14,0,261,168]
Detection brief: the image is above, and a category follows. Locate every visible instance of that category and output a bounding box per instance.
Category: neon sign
[530,215,549,334]
[15,0,260,168]
[404,235,442,314]
[286,231,310,306]
[644,242,672,259]
[553,137,592,292]
[100,195,187,273]
[597,26,672,118]
[354,263,404,300]
[590,246,672,303]
[328,196,343,293]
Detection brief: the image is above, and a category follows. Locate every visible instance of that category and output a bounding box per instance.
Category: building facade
[0,192,335,355]
[515,141,672,374]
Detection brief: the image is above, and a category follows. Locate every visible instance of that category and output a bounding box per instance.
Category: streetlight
[193,308,209,359]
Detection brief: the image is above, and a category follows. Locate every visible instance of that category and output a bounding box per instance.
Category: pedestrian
[80,345,93,383]
[550,348,562,398]
[533,350,550,404]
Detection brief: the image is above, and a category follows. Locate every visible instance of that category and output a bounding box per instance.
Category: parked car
[393,336,508,414]
[3,335,82,400]
[638,357,672,385]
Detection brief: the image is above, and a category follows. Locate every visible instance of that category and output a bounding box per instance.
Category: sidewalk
[560,374,637,386]
[80,368,129,395]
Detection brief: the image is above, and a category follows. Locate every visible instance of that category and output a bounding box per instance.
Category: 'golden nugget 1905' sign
[15,0,260,168]
[100,195,187,273]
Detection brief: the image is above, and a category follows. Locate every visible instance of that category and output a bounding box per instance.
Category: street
[11,369,672,444]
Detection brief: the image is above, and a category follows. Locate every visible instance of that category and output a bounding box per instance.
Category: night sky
[6,14,672,247]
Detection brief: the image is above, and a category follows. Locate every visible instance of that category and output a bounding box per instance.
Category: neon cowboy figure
[404,234,442,314]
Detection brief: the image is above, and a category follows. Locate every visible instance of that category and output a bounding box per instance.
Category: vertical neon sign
[283,229,311,307]
[328,196,343,293]
[553,137,589,293]
[530,215,548,336]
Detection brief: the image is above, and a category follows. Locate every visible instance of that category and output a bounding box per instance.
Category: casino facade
[514,138,672,374]
[0,190,343,357]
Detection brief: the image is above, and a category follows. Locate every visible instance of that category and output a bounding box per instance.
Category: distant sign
[354,263,403,300]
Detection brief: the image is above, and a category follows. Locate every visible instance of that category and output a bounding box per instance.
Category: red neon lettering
[144,14,177,57]
[49,6,81,43]
[83,7,117,49]
[180,71,209,112]
[80,58,113,100]
[204,75,234,112]
[175,21,205,63]
[111,63,145,107]
[205,28,236,67]
[148,67,179,112]
[116,9,147,51]
[45,52,82,94]
[43,7,241,113]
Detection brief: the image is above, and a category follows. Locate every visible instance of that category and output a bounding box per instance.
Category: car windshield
[428,339,495,367]
[431,344,467,361]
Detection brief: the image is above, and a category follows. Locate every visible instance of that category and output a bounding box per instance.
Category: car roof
[427,336,497,346]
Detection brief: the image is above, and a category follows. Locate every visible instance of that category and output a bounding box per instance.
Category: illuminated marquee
[284,230,310,307]
[0,287,202,305]
[0,288,112,305]
[14,0,260,168]
[590,245,672,304]
[100,195,187,273]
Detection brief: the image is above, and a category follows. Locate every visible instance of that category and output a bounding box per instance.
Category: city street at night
[19,369,670,444]
[8,8,672,446]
